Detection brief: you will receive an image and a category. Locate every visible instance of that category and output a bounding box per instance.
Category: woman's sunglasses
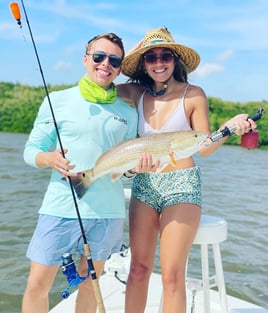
[143,51,174,64]
[86,51,122,68]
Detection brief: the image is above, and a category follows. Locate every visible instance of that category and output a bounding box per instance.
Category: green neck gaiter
[79,76,117,104]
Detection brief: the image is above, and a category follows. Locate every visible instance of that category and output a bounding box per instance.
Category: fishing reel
[61,253,90,299]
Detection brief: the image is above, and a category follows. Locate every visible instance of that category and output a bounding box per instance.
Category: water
[0,131,267,312]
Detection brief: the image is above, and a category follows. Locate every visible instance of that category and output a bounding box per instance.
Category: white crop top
[138,84,192,136]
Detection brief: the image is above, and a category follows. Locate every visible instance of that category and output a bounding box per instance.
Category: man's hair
[85,33,125,58]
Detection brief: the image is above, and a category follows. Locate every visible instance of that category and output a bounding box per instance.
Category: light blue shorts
[132,166,201,213]
[26,215,124,266]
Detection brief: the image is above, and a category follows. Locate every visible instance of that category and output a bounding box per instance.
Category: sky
[0,0,267,103]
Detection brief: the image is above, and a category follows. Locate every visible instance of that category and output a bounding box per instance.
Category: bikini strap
[182,83,190,98]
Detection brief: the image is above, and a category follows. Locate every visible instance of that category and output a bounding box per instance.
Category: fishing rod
[10,2,105,311]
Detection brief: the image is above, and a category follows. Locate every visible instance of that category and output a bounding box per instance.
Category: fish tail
[71,170,93,199]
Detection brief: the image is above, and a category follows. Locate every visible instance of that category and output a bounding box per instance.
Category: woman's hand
[221,114,257,136]
[134,152,160,173]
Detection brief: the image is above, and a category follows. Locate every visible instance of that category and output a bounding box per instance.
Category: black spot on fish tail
[70,175,88,199]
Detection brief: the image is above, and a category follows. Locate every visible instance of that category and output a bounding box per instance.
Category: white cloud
[0,22,23,40]
[54,60,72,70]
[216,49,235,62]
[30,0,122,28]
[195,63,224,77]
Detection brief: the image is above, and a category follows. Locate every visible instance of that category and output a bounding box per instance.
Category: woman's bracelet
[123,169,137,178]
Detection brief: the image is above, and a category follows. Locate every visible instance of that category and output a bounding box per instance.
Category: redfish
[71,130,208,199]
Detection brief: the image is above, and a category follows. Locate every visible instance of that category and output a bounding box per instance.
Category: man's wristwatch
[123,169,137,178]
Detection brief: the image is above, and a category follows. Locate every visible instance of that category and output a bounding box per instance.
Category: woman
[117,27,256,313]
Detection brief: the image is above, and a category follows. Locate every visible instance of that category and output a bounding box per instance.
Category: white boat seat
[189,214,228,313]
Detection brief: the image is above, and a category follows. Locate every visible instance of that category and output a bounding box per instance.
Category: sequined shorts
[132,166,201,213]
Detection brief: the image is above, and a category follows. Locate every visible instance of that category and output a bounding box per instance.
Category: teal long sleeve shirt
[24,86,138,219]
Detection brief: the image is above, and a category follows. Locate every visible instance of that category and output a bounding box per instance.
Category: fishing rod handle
[248,108,264,122]
[92,280,106,313]
[84,244,106,312]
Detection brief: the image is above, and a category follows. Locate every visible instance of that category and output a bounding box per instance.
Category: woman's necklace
[147,83,168,97]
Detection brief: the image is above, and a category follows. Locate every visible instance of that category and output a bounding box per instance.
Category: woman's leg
[125,197,159,313]
[159,203,201,313]
[22,261,59,313]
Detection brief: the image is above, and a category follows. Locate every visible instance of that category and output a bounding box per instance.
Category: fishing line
[10,2,105,312]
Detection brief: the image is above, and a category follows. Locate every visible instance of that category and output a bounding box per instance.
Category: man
[22,33,138,313]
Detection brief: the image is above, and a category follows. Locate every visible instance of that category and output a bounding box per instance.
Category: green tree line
[0,81,267,148]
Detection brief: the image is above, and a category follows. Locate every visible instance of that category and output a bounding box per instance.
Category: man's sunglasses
[86,51,122,68]
[143,51,174,64]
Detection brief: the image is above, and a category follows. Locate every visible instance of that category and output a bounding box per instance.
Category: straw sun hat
[122,27,200,77]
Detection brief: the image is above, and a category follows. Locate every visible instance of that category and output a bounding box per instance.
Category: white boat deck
[50,254,268,313]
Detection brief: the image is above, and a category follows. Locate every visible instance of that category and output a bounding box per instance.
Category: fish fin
[156,162,170,173]
[169,151,176,167]
[70,170,92,199]
[111,173,123,182]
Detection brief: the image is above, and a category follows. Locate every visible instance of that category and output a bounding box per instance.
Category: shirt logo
[114,116,128,125]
